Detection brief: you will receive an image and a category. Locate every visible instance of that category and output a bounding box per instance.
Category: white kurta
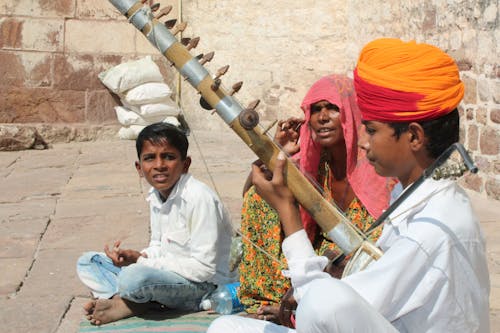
[137,173,235,285]
[208,178,490,333]
[283,178,490,332]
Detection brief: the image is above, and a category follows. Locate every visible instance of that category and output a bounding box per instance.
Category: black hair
[388,108,459,159]
[135,122,189,160]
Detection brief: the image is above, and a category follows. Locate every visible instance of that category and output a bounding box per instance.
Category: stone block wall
[0,0,498,199]
[0,0,177,125]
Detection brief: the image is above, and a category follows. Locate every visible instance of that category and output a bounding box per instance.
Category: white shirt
[137,173,235,285]
[283,178,490,332]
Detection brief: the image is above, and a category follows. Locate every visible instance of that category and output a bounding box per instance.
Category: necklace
[337,178,350,210]
[319,157,351,211]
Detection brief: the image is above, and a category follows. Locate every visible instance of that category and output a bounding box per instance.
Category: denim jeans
[76,252,216,310]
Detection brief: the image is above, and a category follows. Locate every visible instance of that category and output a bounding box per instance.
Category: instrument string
[186,119,285,266]
[366,182,454,237]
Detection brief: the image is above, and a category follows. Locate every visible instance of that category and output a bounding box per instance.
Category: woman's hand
[274,117,304,155]
[104,240,143,267]
[278,288,297,328]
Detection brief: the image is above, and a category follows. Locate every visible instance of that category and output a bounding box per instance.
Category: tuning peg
[150,3,160,11]
[186,37,200,51]
[229,81,243,95]
[181,37,191,46]
[155,5,172,19]
[209,66,229,92]
[211,78,221,92]
[247,99,260,110]
[262,119,278,135]
[171,21,187,36]
[214,65,229,80]
[200,97,213,110]
[239,101,260,130]
[141,0,148,3]
[199,51,214,66]
[164,18,177,29]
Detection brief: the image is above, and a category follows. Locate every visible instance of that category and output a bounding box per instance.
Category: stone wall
[0,0,177,125]
[0,0,498,199]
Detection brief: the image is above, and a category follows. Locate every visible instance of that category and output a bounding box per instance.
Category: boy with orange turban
[207,38,490,332]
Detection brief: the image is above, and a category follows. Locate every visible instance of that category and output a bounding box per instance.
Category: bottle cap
[200,299,212,311]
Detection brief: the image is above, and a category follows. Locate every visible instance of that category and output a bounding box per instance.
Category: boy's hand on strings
[252,152,294,211]
[275,117,303,155]
[104,240,143,267]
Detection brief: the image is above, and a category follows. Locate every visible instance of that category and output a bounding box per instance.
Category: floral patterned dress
[237,159,383,313]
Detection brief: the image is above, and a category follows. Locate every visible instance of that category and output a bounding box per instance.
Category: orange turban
[353,38,464,122]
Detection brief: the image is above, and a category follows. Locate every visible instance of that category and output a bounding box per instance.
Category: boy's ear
[135,161,144,177]
[407,123,425,152]
[183,156,192,173]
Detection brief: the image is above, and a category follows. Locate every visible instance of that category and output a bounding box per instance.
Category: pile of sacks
[99,56,182,139]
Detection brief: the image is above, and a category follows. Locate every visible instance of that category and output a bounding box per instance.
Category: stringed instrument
[106,0,478,277]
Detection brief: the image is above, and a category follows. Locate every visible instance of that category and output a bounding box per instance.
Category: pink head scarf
[295,74,391,240]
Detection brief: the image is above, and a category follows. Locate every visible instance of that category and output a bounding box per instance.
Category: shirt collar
[387,178,454,226]
[146,173,191,208]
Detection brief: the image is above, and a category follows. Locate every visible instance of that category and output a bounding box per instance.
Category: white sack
[123,82,172,105]
[139,101,180,119]
[98,56,163,94]
[120,99,180,119]
[120,99,141,113]
[163,116,181,127]
[117,125,146,140]
[115,106,148,126]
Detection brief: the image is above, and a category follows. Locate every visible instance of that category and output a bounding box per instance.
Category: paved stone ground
[0,129,498,333]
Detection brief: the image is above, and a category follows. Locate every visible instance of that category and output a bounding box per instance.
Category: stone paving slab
[0,129,498,333]
[0,295,73,333]
[56,296,88,333]
[0,198,57,222]
[0,167,74,202]
[0,217,48,295]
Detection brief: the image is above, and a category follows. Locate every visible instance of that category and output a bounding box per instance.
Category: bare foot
[88,295,146,325]
[83,299,96,316]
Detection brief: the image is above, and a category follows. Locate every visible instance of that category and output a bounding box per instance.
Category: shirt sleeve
[342,236,444,321]
[137,189,223,282]
[282,229,332,302]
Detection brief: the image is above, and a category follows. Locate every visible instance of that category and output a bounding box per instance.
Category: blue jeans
[76,252,216,310]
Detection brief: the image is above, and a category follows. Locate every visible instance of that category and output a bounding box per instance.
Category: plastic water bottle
[200,282,244,314]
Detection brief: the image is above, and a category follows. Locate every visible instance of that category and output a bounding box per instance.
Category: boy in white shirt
[77,122,234,325]
[207,38,490,332]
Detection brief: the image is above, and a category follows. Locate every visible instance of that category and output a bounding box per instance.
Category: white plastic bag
[123,82,172,105]
[98,56,164,94]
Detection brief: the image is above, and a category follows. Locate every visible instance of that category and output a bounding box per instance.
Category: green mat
[79,311,220,333]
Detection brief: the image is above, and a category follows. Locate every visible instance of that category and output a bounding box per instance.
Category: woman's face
[309,100,344,148]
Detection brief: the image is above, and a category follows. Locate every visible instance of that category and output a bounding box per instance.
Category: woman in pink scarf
[238,74,394,323]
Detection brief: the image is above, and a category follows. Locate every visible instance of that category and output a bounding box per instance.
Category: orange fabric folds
[354,38,464,122]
